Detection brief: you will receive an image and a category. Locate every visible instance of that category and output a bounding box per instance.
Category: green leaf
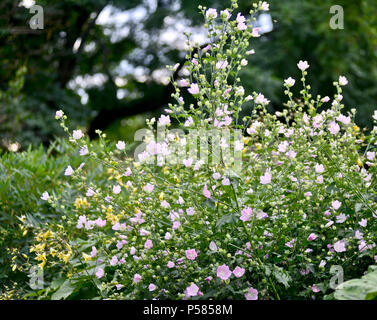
[51,280,75,300]
[215,213,238,230]
[335,266,377,300]
[272,266,291,288]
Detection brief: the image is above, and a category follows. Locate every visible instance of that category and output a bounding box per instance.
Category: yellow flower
[255,143,262,150]
[82,253,91,263]
[159,192,164,201]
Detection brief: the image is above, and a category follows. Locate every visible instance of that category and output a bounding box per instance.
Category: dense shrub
[6,0,377,300]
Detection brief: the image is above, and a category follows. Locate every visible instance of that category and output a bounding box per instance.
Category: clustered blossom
[31,0,377,302]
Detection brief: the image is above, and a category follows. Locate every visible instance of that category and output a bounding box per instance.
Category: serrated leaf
[273,266,291,288]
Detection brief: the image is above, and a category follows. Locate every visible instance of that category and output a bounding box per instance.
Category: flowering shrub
[17,0,377,300]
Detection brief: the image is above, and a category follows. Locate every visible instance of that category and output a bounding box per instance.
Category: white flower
[41,191,49,201]
[116,141,126,150]
[72,129,84,140]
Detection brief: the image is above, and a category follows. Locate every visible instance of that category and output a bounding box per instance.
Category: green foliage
[335,265,377,300]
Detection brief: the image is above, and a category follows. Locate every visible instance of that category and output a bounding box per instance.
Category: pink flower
[41,191,49,201]
[113,185,121,194]
[205,8,217,19]
[144,239,153,249]
[336,114,351,125]
[366,152,375,161]
[188,83,199,95]
[321,96,330,102]
[233,266,245,278]
[64,165,74,176]
[86,188,95,197]
[96,268,104,279]
[133,273,142,283]
[222,177,230,185]
[285,239,296,248]
[251,28,261,37]
[328,121,340,134]
[339,76,348,86]
[332,200,342,210]
[255,93,269,105]
[260,170,272,184]
[172,221,181,230]
[358,219,367,227]
[167,261,175,268]
[186,207,195,216]
[315,163,325,173]
[311,284,320,293]
[203,184,211,198]
[182,158,193,167]
[245,287,258,300]
[80,145,89,155]
[209,241,218,251]
[110,255,118,266]
[236,12,246,24]
[116,141,125,150]
[220,9,231,20]
[161,200,170,208]
[184,117,194,127]
[307,233,317,241]
[55,110,63,119]
[72,129,84,140]
[284,77,295,87]
[216,60,228,70]
[149,284,157,292]
[90,246,97,258]
[237,22,247,31]
[217,264,232,280]
[185,249,198,260]
[158,114,171,126]
[240,207,252,222]
[334,240,346,253]
[297,60,309,71]
[178,79,189,87]
[143,183,154,193]
[186,283,199,297]
[261,1,269,11]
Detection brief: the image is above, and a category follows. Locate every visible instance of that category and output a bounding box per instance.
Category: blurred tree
[0,0,376,149]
